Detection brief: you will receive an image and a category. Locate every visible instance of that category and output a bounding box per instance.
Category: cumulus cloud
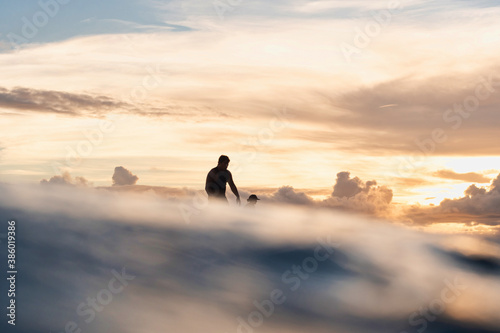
[40,172,90,187]
[407,173,500,225]
[440,175,500,216]
[433,170,491,183]
[332,172,371,198]
[0,86,128,116]
[112,166,139,186]
[251,172,393,217]
[266,186,316,206]
[323,172,393,215]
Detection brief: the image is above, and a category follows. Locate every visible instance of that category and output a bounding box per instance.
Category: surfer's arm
[228,172,240,204]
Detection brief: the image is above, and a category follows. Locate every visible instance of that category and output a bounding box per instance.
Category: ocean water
[0,183,499,333]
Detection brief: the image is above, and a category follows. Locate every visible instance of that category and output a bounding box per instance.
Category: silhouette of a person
[205,155,241,205]
[245,194,260,208]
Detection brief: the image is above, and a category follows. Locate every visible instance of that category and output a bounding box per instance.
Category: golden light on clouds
[1,0,500,231]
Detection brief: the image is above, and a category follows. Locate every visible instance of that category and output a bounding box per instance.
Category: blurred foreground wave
[0,183,499,333]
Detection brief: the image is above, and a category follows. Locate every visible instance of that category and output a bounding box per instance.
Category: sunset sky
[1,0,500,232]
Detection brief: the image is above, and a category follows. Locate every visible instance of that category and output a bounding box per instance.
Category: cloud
[440,175,500,216]
[332,171,370,198]
[0,85,233,120]
[265,186,316,206]
[40,171,90,187]
[3,15,500,162]
[0,86,128,116]
[407,173,500,225]
[2,0,500,172]
[328,69,500,155]
[112,166,139,186]
[100,167,394,217]
[322,172,393,215]
[252,172,394,217]
[433,170,491,183]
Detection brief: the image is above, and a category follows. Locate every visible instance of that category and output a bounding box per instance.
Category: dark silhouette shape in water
[245,194,260,208]
[205,155,240,205]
